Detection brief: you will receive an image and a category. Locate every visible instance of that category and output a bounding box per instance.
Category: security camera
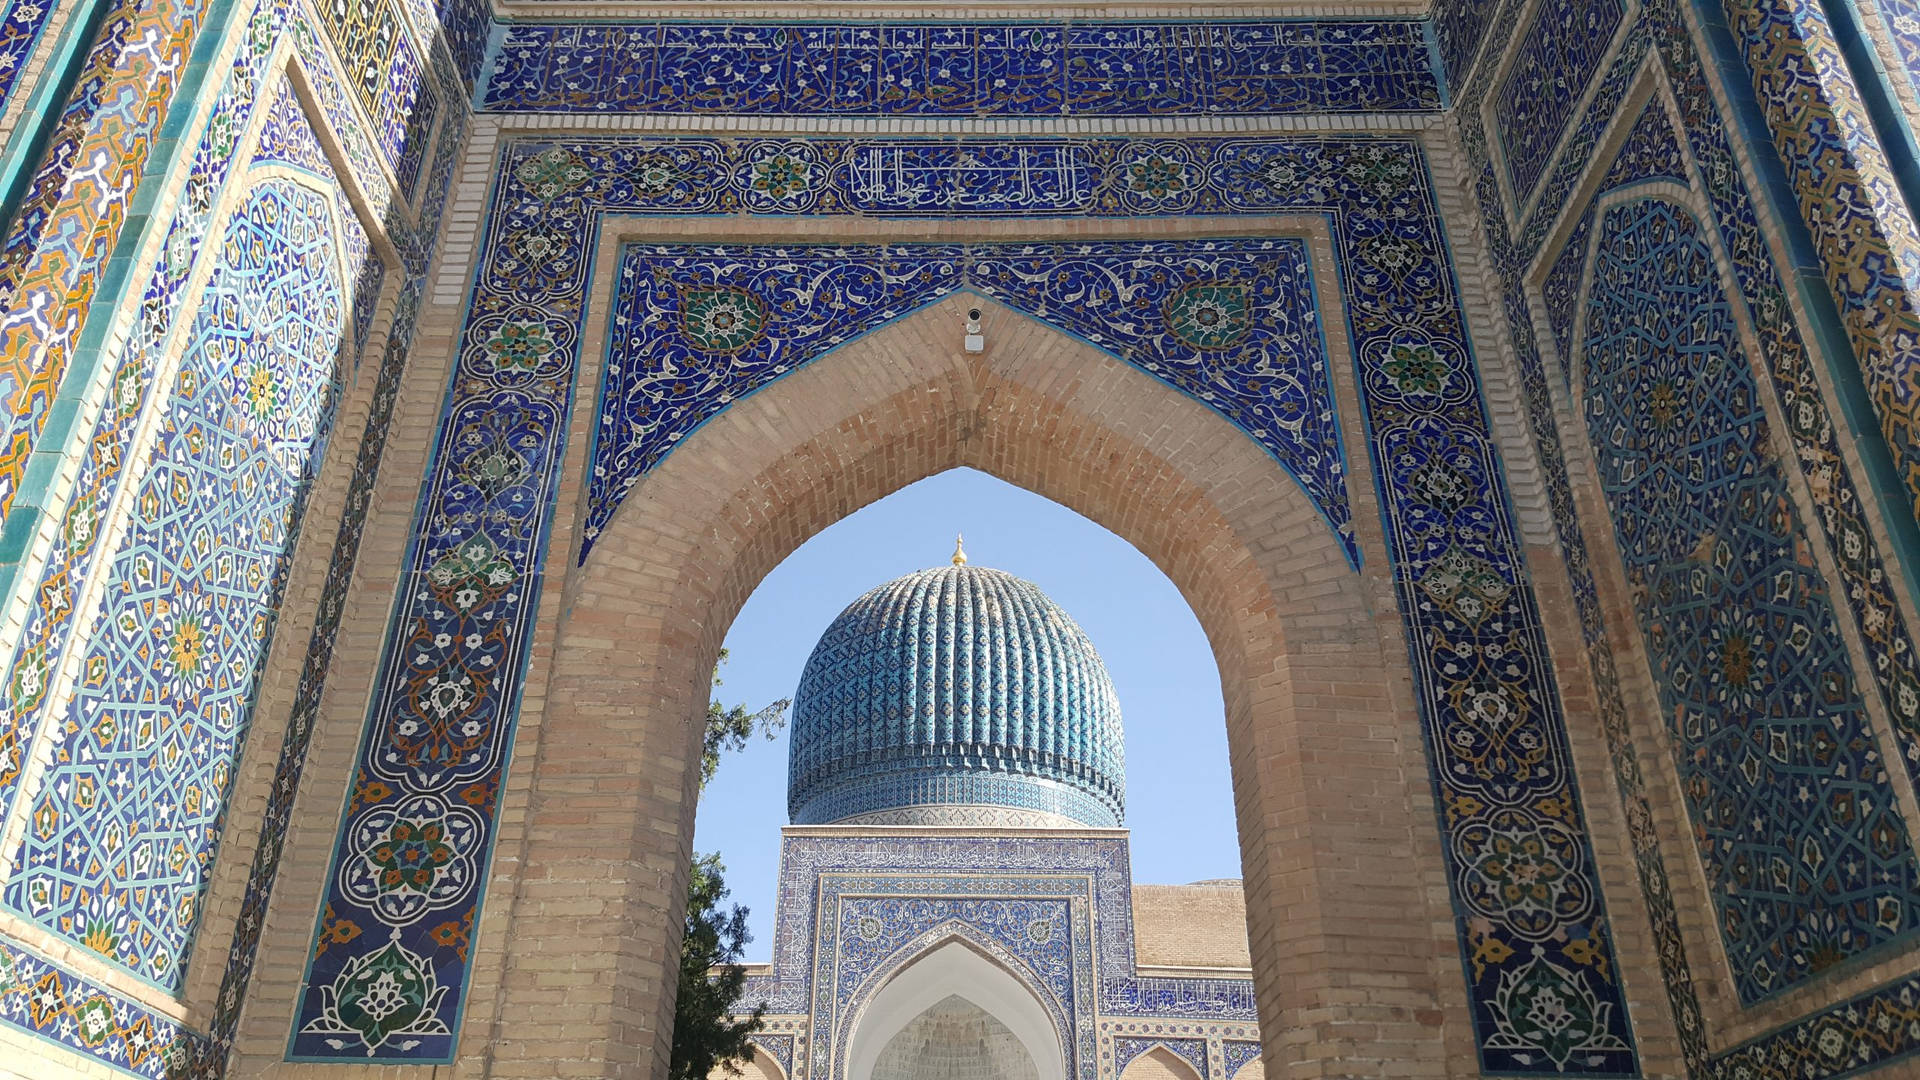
[964,307,984,353]
[967,307,982,322]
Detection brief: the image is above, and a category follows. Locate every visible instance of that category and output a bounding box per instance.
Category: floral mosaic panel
[0,167,352,989]
[480,21,1442,115]
[291,134,1638,1074]
[1221,1039,1261,1078]
[1581,196,1920,1003]
[1492,0,1626,205]
[590,239,1352,565]
[1113,1036,1207,1077]
[1434,0,1502,87]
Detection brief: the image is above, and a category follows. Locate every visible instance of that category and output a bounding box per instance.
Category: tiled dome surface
[788,564,1125,827]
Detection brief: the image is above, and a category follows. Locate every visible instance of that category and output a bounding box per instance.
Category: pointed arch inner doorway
[847,942,1062,1080]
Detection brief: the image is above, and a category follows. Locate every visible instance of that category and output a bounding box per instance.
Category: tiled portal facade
[0,0,1914,1072]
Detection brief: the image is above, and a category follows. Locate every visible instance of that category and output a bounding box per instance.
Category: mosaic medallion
[680,287,768,353]
[1164,282,1250,349]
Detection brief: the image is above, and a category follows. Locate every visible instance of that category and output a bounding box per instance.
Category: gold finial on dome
[952,534,968,566]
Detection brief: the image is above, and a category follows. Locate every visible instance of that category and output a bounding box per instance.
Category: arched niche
[714,1047,788,1080]
[482,294,1454,1077]
[845,942,1062,1080]
[1119,1046,1202,1080]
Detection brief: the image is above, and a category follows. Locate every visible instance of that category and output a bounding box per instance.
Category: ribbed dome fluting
[787,563,1125,827]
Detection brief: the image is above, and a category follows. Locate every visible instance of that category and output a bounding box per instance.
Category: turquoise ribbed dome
[787,561,1125,827]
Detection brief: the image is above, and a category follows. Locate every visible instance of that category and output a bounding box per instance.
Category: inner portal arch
[846,942,1062,1080]
[485,294,1459,1078]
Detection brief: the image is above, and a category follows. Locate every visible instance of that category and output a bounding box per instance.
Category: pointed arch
[478,293,1453,1075]
[843,939,1064,1080]
[1119,1046,1202,1080]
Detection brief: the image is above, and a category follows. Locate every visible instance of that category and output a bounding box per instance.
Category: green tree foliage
[701,648,791,793]
[672,853,764,1080]
[671,651,790,1080]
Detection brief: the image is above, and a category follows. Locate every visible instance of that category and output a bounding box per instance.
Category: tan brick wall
[0,1026,123,1079]
[1130,884,1253,971]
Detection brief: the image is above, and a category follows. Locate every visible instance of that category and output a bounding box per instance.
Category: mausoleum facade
[721,555,1259,1080]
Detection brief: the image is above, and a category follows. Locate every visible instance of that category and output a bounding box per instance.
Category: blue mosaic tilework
[829,894,1081,1072]
[1456,0,1920,1068]
[291,134,1636,1074]
[0,0,65,125]
[0,158,352,993]
[253,81,383,363]
[1870,0,1920,109]
[590,239,1352,565]
[1538,100,1689,373]
[0,0,464,1062]
[1711,971,1920,1075]
[1540,210,1593,371]
[480,21,1442,115]
[1588,107,1688,266]
[1220,1039,1261,1078]
[1434,0,1500,88]
[0,935,206,1076]
[1114,1037,1207,1077]
[754,832,1252,1080]
[749,1032,795,1077]
[1493,0,1625,205]
[1581,196,1920,1003]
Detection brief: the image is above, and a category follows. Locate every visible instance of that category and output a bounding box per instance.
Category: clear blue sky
[693,466,1239,960]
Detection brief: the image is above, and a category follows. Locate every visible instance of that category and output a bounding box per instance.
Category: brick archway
[484,294,1458,1078]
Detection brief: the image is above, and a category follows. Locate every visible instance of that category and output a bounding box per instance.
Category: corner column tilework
[1720,0,1920,518]
[292,133,1639,1074]
[0,18,410,1075]
[0,0,218,519]
[589,238,1352,565]
[1455,0,1920,1068]
[479,21,1443,115]
[0,70,368,996]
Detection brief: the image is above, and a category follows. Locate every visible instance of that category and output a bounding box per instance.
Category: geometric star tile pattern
[1459,0,1920,1066]
[1581,196,1920,1004]
[1,165,350,990]
[589,239,1351,565]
